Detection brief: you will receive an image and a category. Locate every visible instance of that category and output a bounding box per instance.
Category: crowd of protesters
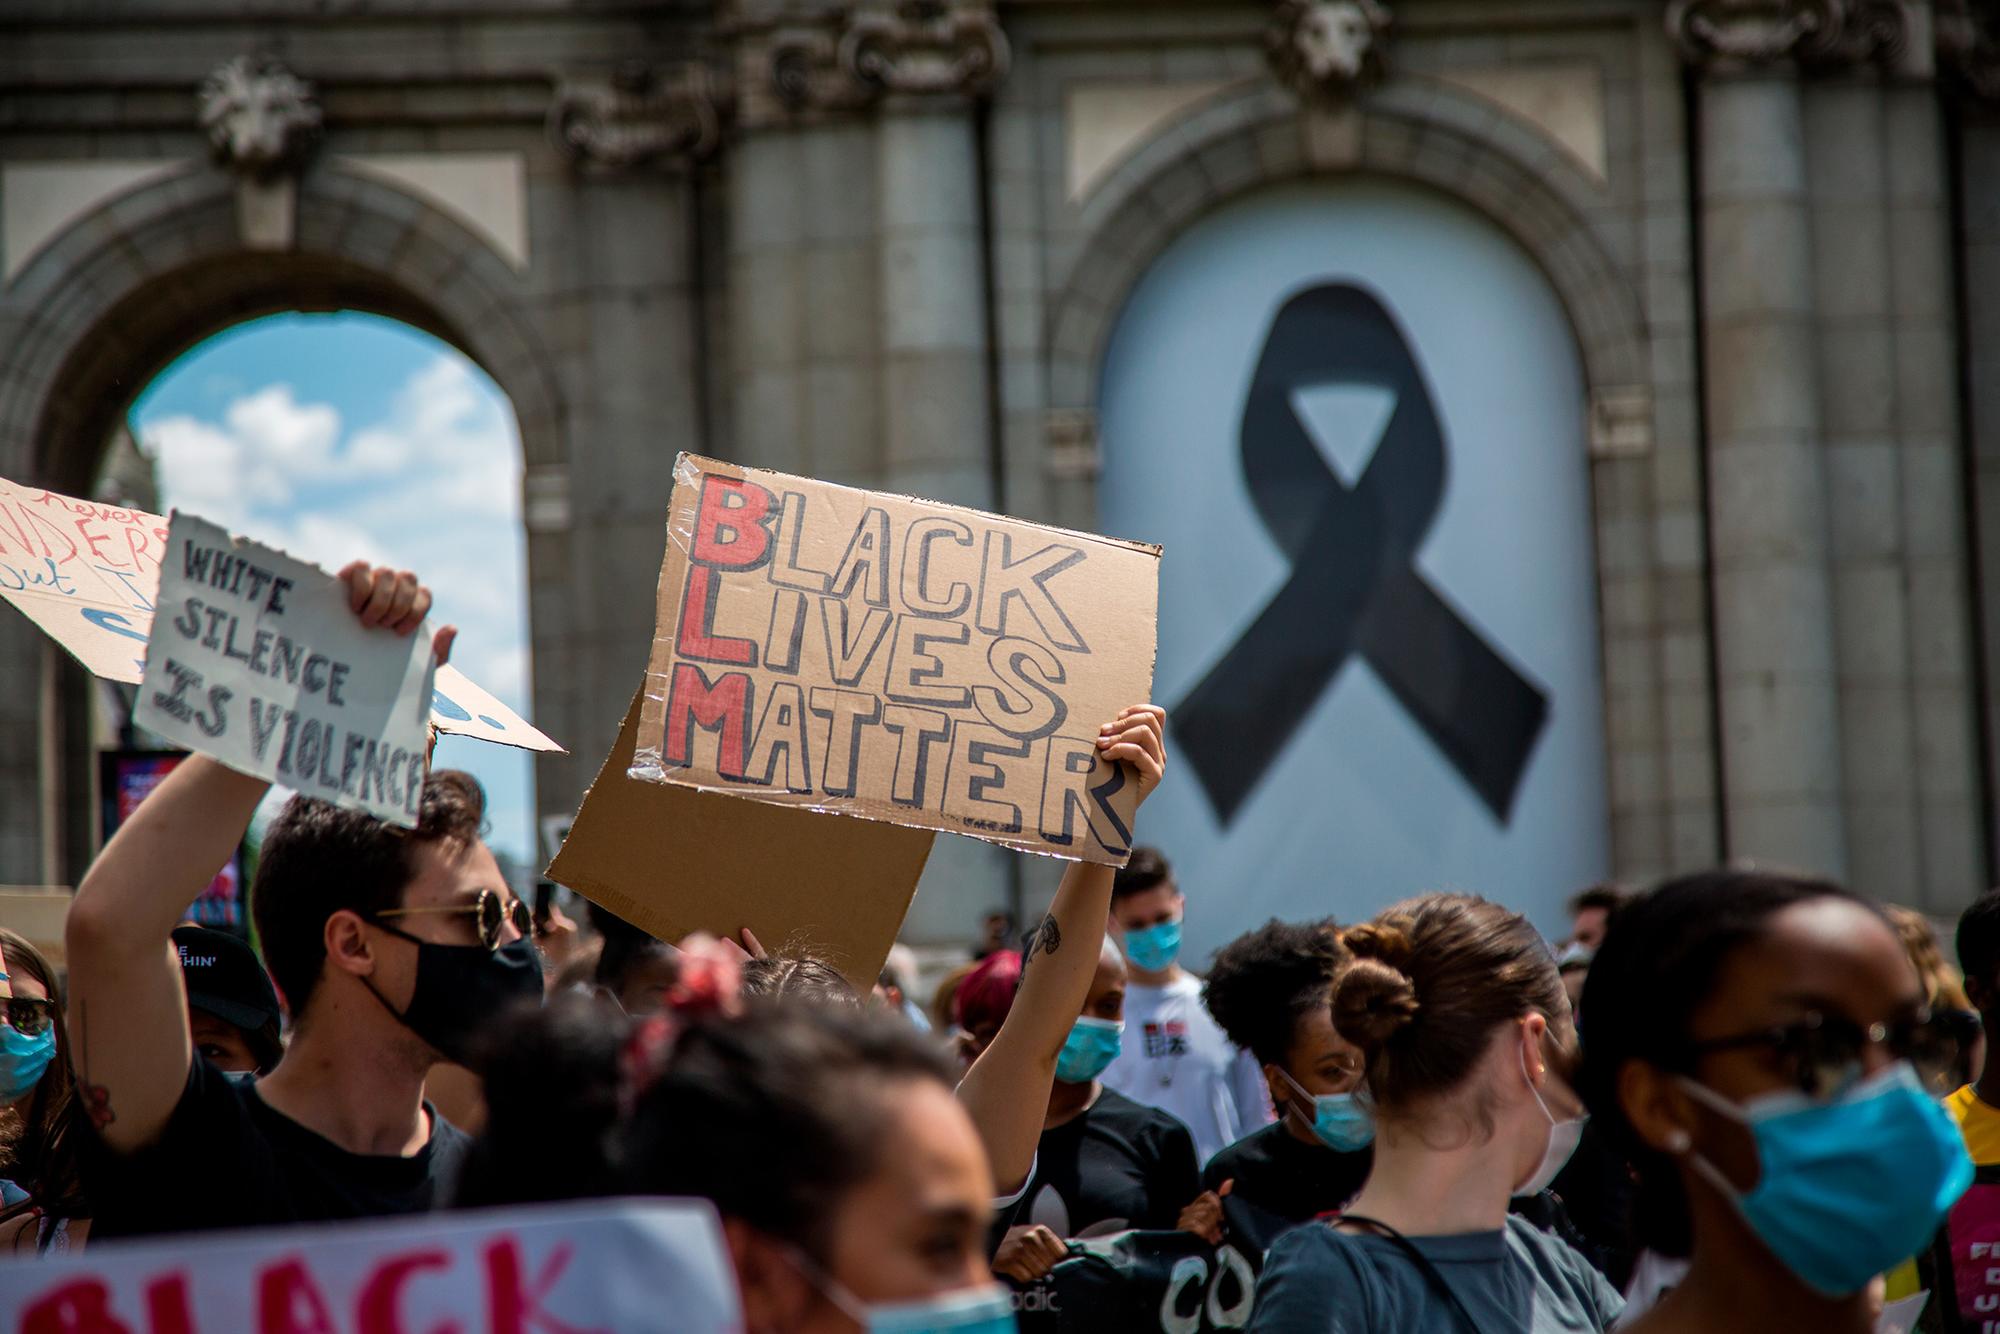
[0,561,1992,1334]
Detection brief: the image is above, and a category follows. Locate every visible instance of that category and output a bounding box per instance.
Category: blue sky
[130,312,537,867]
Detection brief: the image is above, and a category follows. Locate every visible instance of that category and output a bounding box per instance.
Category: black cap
[172,926,282,1033]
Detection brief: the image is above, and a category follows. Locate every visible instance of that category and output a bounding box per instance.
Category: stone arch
[0,161,563,492]
[1045,75,1648,420]
[0,161,564,882]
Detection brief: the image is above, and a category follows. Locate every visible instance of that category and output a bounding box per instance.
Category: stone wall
[1,0,1995,939]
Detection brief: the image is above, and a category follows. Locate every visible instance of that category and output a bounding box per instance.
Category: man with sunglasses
[67,563,544,1238]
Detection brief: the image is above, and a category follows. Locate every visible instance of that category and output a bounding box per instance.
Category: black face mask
[364,931,544,1065]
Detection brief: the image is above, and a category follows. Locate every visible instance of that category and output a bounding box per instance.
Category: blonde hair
[1884,905,1973,1013]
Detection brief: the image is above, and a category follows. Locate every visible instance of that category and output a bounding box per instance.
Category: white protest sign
[137,513,436,827]
[0,1198,741,1333]
[0,481,163,680]
[0,478,563,753]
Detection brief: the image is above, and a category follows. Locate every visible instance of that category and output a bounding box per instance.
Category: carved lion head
[197,56,321,174]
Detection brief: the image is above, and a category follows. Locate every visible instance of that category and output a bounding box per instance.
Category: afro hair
[1202,918,1348,1067]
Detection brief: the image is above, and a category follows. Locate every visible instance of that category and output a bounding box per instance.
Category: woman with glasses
[1576,870,1975,1334]
[0,928,89,1253]
[1200,918,1372,1260]
[1249,894,1623,1334]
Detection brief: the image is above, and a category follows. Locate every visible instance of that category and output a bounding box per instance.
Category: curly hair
[1202,919,1347,1067]
[251,769,487,1018]
[1883,905,1972,1014]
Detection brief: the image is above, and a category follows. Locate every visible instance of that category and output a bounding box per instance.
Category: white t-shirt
[1100,972,1273,1164]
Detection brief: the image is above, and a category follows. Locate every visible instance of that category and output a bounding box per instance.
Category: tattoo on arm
[1022,915,1061,969]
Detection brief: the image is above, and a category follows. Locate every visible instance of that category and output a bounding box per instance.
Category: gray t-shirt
[1249,1215,1624,1334]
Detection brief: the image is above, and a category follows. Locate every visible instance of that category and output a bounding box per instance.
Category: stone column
[723,107,882,484]
[867,16,1009,938]
[724,0,1014,942]
[1670,0,1849,875]
[878,103,993,509]
[540,65,720,798]
[1802,69,1919,899]
[725,28,816,476]
[1942,0,2000,882]
[1885,72,1985,906]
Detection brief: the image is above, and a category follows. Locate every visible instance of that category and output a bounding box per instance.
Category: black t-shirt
[82,1055,471,1238]
[1544,1120,1637,1286]
[1203,1120,1373,1258]
[999,1087,1201,1242]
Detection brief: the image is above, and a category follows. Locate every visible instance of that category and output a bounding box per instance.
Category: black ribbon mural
[1173,283,1550,825]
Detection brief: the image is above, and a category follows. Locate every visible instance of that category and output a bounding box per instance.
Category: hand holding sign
[1097,703,1167,806]
[337,559,458,664]
[136,514,453,828]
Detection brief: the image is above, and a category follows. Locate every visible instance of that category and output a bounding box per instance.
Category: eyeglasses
[1682,1007,1980,1101]
[2,996,56,1038]
[372,889,532,951]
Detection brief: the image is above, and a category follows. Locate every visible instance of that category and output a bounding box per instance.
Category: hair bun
[1341,921,1415,972]
[1333,924,1421,1052]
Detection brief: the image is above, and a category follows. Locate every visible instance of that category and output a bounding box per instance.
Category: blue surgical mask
[794,1249,1018,1334]
[1055,1016,1124,1084]
[1278,1068,1375,1151]
[855,1286,1018,1334]
[0,1021,55,1104]
[1122,920,1182,972]
[1678,1062,1973,1297]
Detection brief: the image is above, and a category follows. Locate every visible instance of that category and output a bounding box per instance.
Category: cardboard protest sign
[0,480,165,681]
[137,513,436,827]
[551,690,936,988]
[430,663,559,752]
[0,1198,740,1333]
[0,477,562,752]
[631,454,1160,865]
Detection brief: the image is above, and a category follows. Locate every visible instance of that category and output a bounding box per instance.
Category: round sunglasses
[372,888,532,951]
[1681,1007,1980,1101]
[1,996,56,1038]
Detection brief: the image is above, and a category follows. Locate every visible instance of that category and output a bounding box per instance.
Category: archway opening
[91,310,537,887]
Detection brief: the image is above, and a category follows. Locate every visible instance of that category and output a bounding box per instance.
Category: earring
[1663,1128,1691,1154]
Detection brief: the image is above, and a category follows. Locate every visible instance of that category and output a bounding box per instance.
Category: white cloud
[147,385,348,522]
[139,350,528,699]
[226,385,341,467]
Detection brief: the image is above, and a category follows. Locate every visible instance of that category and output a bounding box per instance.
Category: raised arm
[957,704,1165,1195]
[65,564,450,1153]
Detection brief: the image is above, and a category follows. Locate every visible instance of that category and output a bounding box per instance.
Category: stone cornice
[1666,0,1907,71]
[548,61,722,170]
[736,0,1008,126]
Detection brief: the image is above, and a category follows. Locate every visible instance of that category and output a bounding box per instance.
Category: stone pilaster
[1944,0,2000,882]
[723,0,1011,939]
[1670,0,1852,875]
[1883,78,1985,906]
[1803,68,1917,900]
